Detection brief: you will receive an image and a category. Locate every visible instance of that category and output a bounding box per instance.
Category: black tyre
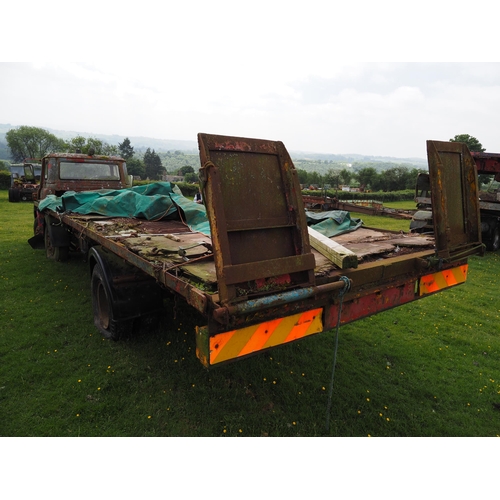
[8,188,20,202]
[91,263,133,340]
[44,224,69,262]
[44,224,55,259]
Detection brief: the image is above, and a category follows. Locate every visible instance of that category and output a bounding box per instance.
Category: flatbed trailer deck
[32,136,483,367]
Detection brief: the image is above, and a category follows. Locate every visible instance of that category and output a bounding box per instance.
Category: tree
[449,134,485,152]
[339,168,353,186]
[307,171,324,187]
[6,126,65,162]
[296,169,309,185]
[179,165,194,176]
[126,157,146,178]
[478,174,492,189]
[184,172,198,183]
[356,167,380,191]
[65,136,118,155]
[324,169,341,189]
[118,137,134,160]
[378,166,416,191]
[143,148,164,180]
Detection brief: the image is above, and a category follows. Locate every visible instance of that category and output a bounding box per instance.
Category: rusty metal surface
[426,140,482,258]
[471,151,500,175]
[37,153,128,200]
[76,217,194,235]
[53,196,470,345]
[302,195,414,219]
[198,133,316,305]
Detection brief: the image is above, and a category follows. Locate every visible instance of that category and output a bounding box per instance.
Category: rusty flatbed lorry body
[30,136,483,367]
[303,195,415,220]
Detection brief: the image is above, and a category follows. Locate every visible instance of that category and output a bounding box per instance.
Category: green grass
[1,190,499,437]
[352,212,412,232]
[351,199,416,231]
[383,200,417,210]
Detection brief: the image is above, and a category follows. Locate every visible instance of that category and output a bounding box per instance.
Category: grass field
[1,190,499,437]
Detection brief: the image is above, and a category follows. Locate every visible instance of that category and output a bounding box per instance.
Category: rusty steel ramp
[198,133,316,305]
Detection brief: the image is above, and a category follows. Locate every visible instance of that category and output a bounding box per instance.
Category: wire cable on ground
[325,275,351,432]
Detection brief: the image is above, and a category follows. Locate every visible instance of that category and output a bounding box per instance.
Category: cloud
[2,60,500,159]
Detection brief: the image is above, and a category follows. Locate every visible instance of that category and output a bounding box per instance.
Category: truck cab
[30,151,132,258]
[34,151,132,202]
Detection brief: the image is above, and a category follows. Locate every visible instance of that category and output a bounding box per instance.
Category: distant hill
[0,124,199,158]
[290,150,427,167]
[0,124,427,171]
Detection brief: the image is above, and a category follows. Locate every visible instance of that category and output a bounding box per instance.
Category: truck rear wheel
[8,188,20,202]
[44,224,69,262]
[91,263,133,340]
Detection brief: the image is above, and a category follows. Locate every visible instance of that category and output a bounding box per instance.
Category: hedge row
[135,181,414,202]
[0,170,11,189]
[302,188,415,202]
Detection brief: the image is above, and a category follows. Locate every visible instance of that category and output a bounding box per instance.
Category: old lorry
[8,160,41,202]
[411,148,500,251]
[29,135,483,368]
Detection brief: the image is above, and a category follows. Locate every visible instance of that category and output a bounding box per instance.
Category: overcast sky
[2,2,498,159]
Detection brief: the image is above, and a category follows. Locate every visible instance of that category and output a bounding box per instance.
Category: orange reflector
[419,264,468,296]
[209,308,323,365]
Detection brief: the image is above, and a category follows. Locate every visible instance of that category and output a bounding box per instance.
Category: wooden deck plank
[308,226,358,269]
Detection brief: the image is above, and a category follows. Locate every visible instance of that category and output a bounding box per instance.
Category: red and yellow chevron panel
[419,264,468,296]
[205,308,323,365]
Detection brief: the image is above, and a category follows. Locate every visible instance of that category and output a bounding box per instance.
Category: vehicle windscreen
[59,161,120,181]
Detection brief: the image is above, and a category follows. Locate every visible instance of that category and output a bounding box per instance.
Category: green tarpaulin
[305,210,363,238]
[37,184,363,241]
[38,182,212,237]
